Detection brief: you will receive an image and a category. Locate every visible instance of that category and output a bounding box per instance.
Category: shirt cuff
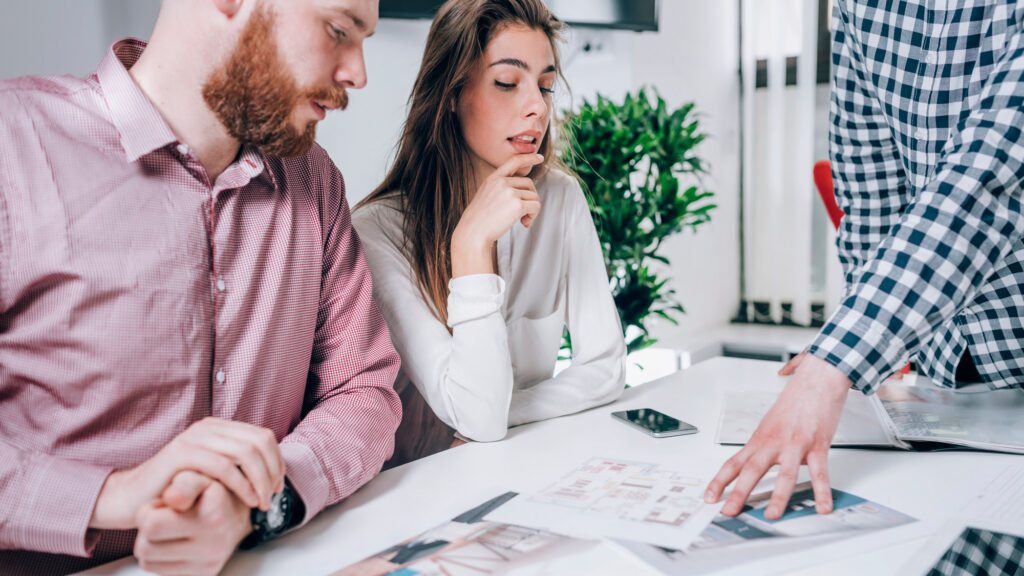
[447,274,506,327]
[18,455,113,557]
[280,441,331,529]
[807,303,909,394]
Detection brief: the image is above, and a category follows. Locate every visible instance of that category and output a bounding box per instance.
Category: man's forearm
[280,381,401,526]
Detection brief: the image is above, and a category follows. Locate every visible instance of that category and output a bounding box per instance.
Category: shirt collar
[96,38,177,163]
[96,38,280,192]
[230,145,281,192]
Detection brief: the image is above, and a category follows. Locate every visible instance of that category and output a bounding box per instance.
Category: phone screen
[616,408,697,434]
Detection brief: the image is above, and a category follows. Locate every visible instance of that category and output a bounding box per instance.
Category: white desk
[87,357,1020,575]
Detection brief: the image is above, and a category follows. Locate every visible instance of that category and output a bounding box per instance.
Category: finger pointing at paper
[704,354,851,520]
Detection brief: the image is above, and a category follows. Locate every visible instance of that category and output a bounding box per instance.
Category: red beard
[203,4,348,158]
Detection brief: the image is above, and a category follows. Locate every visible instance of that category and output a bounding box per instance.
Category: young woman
[353,0,625,464]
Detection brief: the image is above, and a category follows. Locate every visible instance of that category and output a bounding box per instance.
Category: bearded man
[0,1,401,574]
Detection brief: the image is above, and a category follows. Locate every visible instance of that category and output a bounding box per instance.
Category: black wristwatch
[239,481,305,550]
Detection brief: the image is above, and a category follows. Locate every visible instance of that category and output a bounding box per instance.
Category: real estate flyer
[484,457,721,551]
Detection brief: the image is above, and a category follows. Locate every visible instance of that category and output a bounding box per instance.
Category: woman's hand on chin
[452,153,544,277]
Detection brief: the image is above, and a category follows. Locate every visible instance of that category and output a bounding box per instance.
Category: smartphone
[611,408,699,438]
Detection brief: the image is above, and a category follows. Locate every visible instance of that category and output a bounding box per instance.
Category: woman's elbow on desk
[594,358,627,405]
[589,380,625,410]
[454,417,509,443]
[600,378,626,405]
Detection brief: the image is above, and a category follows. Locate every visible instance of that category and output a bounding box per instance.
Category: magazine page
[333,492,587,576]
[865,390,913,450]
[877,383,1024,454]
[615,482,923,576]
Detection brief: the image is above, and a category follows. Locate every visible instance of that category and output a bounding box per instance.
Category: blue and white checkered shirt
[810,0,1024,393]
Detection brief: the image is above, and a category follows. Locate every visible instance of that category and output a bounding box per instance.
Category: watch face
[267,491,287,529]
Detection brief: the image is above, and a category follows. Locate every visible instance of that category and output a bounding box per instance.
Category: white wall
[0,1,159,80]
[101,0,162,44]
[317,18,433,200]
[0,2,109,79]
[630,0,741,343]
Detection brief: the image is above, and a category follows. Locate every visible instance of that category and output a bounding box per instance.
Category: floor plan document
[484,457,721,551]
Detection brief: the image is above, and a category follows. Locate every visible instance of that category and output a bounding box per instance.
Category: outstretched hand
[705,354,852,520]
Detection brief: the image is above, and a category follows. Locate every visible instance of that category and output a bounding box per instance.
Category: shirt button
[176,143,190,156]
[217,277,226,292]
[914,128,928,141]
[924,52,936,64]
[216,369,226,384]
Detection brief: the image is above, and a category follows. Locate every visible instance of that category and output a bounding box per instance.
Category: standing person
[0,0,401,574]
[354,0,625,465]
[707,0,1024,551]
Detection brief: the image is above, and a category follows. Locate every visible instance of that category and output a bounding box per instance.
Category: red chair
[813,160,910,377]
[813,160,844,229]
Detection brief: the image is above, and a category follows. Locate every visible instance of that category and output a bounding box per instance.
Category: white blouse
[352,169,626,442]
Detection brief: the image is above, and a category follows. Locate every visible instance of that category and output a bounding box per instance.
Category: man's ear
[211,0,245,18]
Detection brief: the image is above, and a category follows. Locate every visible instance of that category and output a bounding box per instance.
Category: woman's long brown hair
[356,0,565,326]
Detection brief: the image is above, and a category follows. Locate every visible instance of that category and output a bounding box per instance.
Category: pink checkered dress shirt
[0,39,402,574]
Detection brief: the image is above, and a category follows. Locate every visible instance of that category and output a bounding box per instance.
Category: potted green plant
[560,88,716,354]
